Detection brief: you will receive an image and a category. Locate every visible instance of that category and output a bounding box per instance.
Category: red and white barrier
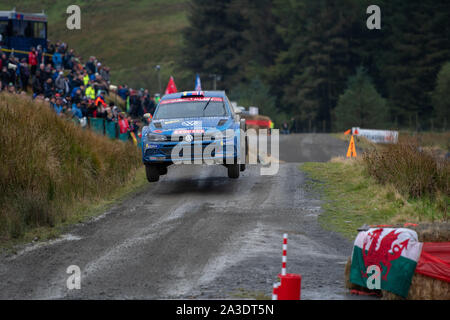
[273,233,302,300]
[282,233,287,276]
[352,127,399,144]
[272,282,280,300]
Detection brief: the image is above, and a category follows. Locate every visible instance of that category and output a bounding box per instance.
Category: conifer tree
[334,67,389,131]
[432,62,450,130]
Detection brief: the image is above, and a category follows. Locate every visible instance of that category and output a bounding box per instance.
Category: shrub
[362,140,449,200]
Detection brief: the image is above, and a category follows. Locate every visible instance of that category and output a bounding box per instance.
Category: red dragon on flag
[362,229,410,280]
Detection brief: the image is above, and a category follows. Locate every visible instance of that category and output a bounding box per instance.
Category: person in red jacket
[118,113,129,134]
[94,91,107,108]
[28,47,38,76]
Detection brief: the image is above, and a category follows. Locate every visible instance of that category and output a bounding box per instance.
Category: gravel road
[0,134,362,300]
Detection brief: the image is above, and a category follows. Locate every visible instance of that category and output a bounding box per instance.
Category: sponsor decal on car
[160,97,223,105]
[173,129,205,135]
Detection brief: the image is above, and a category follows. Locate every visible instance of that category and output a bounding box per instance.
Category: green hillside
[1,0,192,92]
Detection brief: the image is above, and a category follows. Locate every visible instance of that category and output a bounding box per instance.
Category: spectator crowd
[0,40,159,137]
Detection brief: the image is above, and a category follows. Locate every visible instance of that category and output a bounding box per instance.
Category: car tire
[158,166,168,176]
[228,164,240,179]
[145,165,160,182]
[240,164,246,172]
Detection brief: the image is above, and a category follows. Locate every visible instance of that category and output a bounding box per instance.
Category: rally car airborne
[141,91,247,182]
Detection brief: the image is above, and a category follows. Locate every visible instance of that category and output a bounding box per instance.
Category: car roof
[161,91,227,100]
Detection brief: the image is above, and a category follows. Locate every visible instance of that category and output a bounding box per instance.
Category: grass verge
[399,131,450,152]
[0,93,147,250]
[1,167,147,253]
[332,131,450,154]
[301,158,448,241]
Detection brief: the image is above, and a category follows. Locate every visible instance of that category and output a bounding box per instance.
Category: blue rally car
[141,91,247,182]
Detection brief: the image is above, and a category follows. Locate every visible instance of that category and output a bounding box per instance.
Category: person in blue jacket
[52,49,63,70]
[53,96,64,115]
[71,102,83,119]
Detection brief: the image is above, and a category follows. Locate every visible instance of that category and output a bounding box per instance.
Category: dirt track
[0,134,364,299]
[279,133,355,163]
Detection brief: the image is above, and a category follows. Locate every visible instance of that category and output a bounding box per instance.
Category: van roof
[0,10,47,22]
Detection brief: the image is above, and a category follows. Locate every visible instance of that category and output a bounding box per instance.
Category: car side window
[224,96,234,117]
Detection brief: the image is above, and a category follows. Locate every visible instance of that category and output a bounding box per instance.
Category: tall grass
[0,93,141,240]
[362,140,449,219]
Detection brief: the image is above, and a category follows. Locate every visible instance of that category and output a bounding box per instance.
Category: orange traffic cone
[346,135,357,158]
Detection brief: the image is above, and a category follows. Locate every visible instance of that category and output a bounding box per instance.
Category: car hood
[149,117,231,134]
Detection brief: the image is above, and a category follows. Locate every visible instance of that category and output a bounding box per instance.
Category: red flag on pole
[165,76,178,94]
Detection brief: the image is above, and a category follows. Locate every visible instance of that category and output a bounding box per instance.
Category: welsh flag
[165,76,178,94]
[350,228,423,298]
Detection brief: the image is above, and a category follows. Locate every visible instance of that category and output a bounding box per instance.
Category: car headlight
[146,133,167,142]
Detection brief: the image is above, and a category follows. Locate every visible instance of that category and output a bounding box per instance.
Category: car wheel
[240,164,246,172]
[228,164,240,179]
[145,165,160,182]
[158,166,168,176]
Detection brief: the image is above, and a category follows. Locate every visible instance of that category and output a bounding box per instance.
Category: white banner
[352,128,399,144]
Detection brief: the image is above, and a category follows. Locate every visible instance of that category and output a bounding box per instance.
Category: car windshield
[154,98,228,120]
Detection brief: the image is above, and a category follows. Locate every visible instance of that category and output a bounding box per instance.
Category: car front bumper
[142,139,239,164]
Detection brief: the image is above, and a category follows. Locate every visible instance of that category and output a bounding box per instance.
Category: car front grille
[164,134,221,142]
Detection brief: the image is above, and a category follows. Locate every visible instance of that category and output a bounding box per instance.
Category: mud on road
[0,134,362,299]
